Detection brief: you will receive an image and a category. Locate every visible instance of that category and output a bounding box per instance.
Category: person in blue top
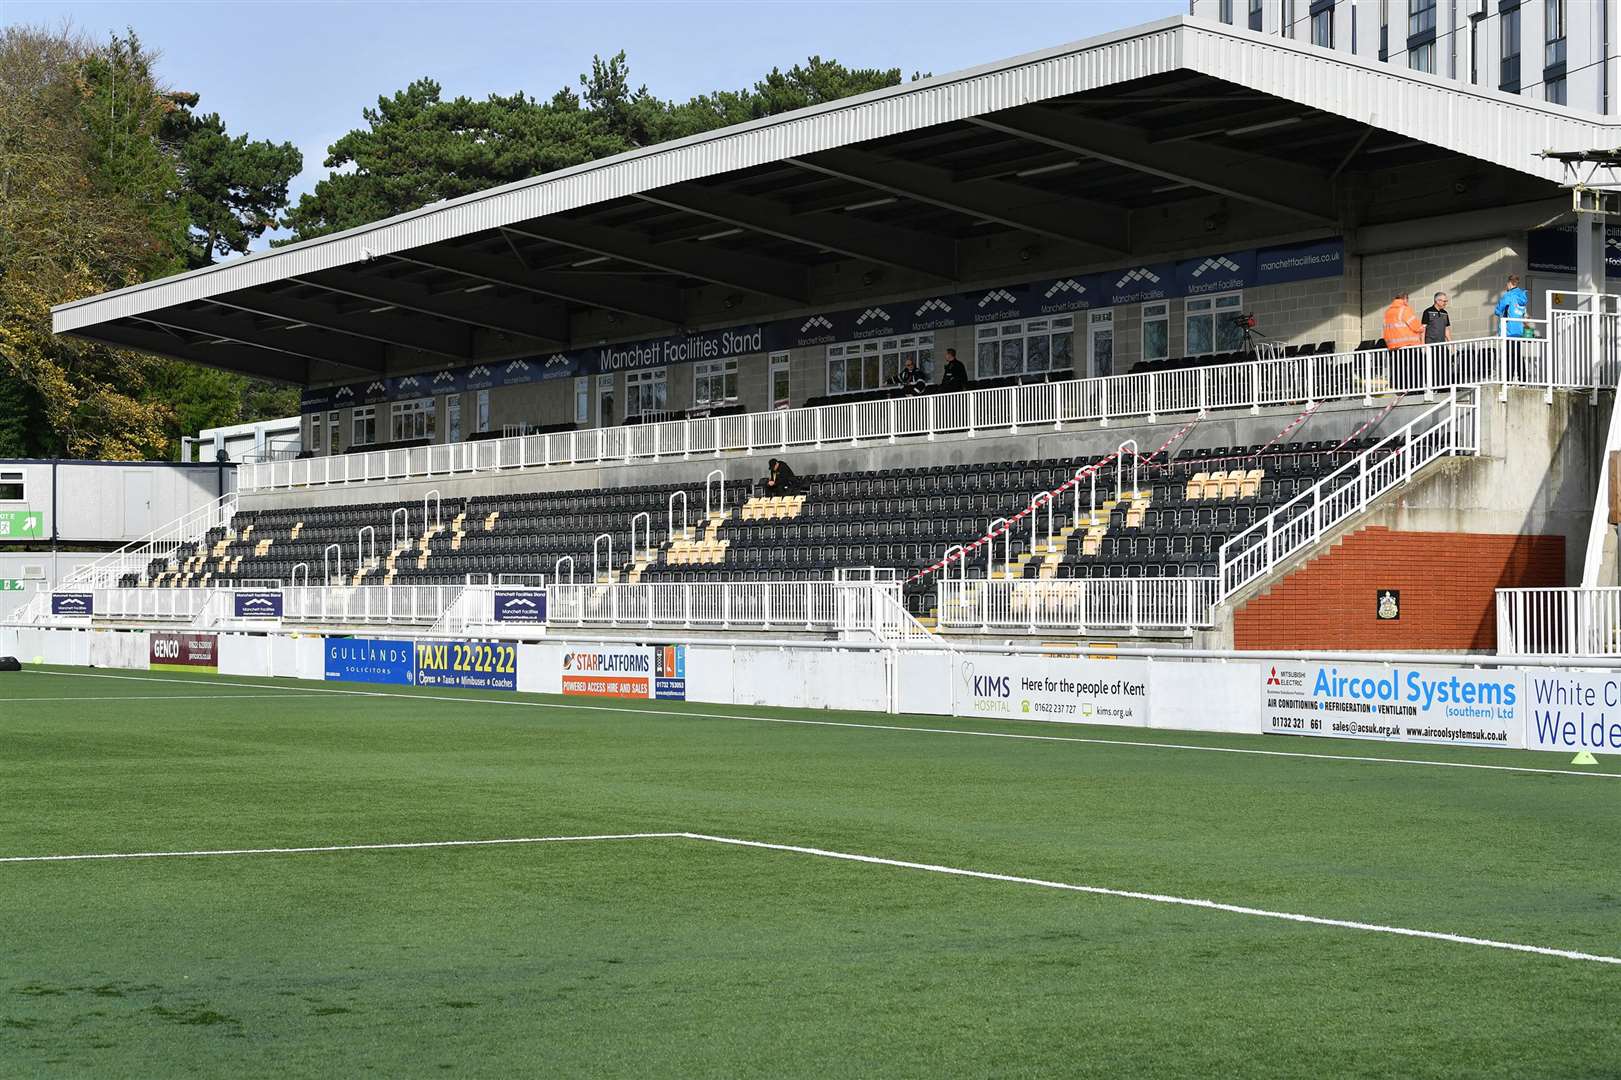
[1494,274,1530,337]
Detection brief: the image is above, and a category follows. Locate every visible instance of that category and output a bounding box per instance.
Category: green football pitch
[2,664,1619,1078]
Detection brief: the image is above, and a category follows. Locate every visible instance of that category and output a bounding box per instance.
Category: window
[1410,41,1436,72]
[308,414,321,453]
[770,351,791,410]
[447,395,461,443]
[1408,0,1436,36]
[1142,302,1170,363]
[625,368,668,416]
[1220,0,1234,23]
[1248,0,1263,30]
[1500,3,1521,91]
[390,398,435,443]
[692,358,739,408]
[352,406,377,447]
[476,389,490,433]
[1379,0,1390,60]
[1544,0,1565,68]
[826,334,934,395]
[1184,293,1246,356]
[327,412,339,453]
[1282,0,1296,36]
[1311,4,1334,46]
[973,319,1074,380]
[574,377,590,425]
[1545,78,1566,104]
[0,470,23,502]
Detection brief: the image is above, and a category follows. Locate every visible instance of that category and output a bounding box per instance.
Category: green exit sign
[0,510,43,540]
[0,580,22,591]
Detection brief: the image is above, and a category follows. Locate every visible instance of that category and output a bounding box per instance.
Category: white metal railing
[279,585,460,624]
[1218,386,1479,599]
[546,580,911,635]
[1496,587,1621,656]
[94,587,216,622]
[935,577,1219,634]
[240,336,1589,495]
[60,492,239,592]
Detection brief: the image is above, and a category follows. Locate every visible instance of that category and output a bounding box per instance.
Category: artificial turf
[1,664,1619,1078]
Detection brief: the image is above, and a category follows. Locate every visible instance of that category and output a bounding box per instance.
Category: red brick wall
[1232,527,1564,652]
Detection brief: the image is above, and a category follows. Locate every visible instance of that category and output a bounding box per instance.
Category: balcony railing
[240,336,1585,496]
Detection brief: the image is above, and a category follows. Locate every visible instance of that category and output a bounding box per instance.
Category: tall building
[1192,0,1617,115]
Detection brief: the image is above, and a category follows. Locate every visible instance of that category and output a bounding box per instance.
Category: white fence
[1496,587,1621,657]
[936,576,1219,634]
[545,580,929,639]
[1218,387,1478,599]
[240,336,1583,495]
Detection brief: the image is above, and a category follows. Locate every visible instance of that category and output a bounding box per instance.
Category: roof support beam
[126,307,385,375]
[784,148,1130,254]
[394,247,685,326]
[502,220,810,303]
[206,291,473,362]
[289,272,571,347]
[965,108,1337,223]
[634,186,959,281]
[73,322,308,385]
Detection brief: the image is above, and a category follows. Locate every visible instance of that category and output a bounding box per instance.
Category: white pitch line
[2,827,1615,967]
[683,834,1621,967]
[19,668,1619,781]
[0,832,680,864]
[7,694,332,703]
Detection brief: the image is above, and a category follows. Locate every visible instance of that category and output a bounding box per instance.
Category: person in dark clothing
[1420,292,1452,344]
[894,355,926,396]
[939,347,969,393]
[763,458,800,494]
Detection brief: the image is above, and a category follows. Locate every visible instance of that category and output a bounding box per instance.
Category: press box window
[825,334,933,395]
[974,318,1074,379]
[390,398,436,442]
[625,368,668,416]
[693,358,739,407]
[308,414,322,453]
[0,470,23,502]
[1142,302,1170,363]
[351,406,377,447]
[1184,293,1245,357]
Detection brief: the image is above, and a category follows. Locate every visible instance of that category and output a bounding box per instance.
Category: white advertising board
[1523,671,1621,754]
[1261,662,1522,747]
[952,654,1149,726]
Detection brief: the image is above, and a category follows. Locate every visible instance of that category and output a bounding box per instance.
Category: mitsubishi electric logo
[470,365,492,378]
[1267,667,1282,686]
[1191,256,1241,278]
[915,298,951,317]
[978,289,1018,308]
[855,308,891,326]
[432,371,455,385]
[799,315,833,333]
[1043,279,1085,299]
[544,354,570,368]
[1116,268,1161,287]
[505,359,530,374]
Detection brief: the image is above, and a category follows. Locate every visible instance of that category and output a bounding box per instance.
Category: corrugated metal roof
[53,15,1615,334]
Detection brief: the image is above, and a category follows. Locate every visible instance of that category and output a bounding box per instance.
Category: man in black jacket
[763,458,800,494]
[939,348,969,393]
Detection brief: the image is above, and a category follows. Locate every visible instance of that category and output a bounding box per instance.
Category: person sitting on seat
[893,355,926,396]
[763,458,800,495]
[939,347,969,393]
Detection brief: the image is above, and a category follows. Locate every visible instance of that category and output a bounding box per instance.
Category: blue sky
[7,0,1184,248]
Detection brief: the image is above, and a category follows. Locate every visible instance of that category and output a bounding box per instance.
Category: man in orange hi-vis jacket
[1382,290,1425,349]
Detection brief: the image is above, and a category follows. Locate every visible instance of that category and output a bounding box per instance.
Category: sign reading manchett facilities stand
[1262,662,1520,747]
[953,655,1149,726]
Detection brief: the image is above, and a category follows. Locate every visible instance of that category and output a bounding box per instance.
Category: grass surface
[2,664,1619,1078]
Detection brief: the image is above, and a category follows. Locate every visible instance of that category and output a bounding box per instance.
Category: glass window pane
[881,353,900,385]
[1027,334,1051,371]
[1187,315,1214,356]
[1143,319,1169,361]
[1001,338,1024,375]
[828,359,846,394]
[976,342,998,378]
[864,354,881,390]
[1052,331,1075,372]
[1216,314,1246,353]
[724,371,738,400]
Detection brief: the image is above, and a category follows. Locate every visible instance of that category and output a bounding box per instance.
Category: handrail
[705,469,726,519]
[986,517,1010,579]
[1029,492,1054,555]
[668,489,688,541]
[630,511,652,564]
[1217,386,1477,599]
[291,562,309,589]
[323,543,344,585]
[1117,439,1139,500]
[238,335,1596,495]
[357,525,377,568]
[593,533,614,583]
[390,507,411,552]
[60,490,238,590]
[423,489,442,532]
[555,555,575,584]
